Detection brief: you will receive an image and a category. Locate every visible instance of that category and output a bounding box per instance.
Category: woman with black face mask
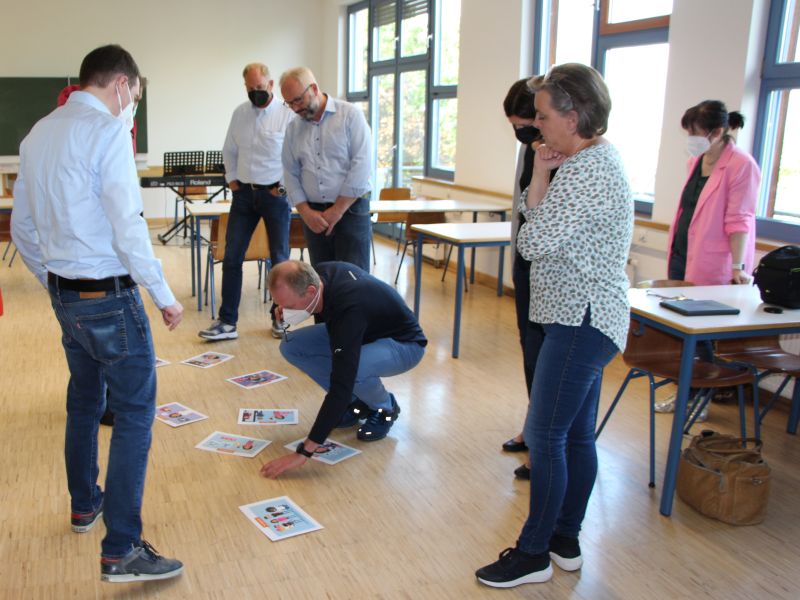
[499,78,550,481]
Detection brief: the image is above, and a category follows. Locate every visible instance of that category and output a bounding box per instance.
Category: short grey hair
[279,66,316,89]
[528,63,611,139]
[269,260,320,296]
[243,63,270,79]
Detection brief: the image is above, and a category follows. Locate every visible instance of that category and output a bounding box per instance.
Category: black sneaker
[357,395,400,441]
[475,546,552,588]
[549,533,583,571]
[71,500,103,533]
[336,400,372,429]
[101,541,183,583]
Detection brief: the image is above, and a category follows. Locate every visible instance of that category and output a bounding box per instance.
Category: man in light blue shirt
[280,67,373,270]
[12,44,183,584]
[199,63,296,342]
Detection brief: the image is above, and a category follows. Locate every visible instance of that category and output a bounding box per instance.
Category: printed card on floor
[155,357,170,368]
[239,496,323,541]
[284,437,361,465]
[155,402,208,428]
[181,352,234,369]
[195,431,270,458]
[227,370,287,389]
[238,409,299,425]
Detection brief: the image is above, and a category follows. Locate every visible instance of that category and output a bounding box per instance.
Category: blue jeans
[512,253,545,396]
[48,281,156,559]
[279,323,425,410]
[518,309,619,555]
[303,197,372,271]
[219,186,290,325]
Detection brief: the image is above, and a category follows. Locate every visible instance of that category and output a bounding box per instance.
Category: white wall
[0,0,328,217]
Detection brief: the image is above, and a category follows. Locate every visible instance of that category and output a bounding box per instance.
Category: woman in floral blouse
[477,63,633,589]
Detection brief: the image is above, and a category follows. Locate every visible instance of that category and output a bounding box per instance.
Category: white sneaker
[198,320,238,340]
[654,395,676,413]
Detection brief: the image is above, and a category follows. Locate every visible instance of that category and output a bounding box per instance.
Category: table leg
[470,212,477,283]
[413,232,424,316]
[497,246,505,297]
[190,214,196,298]
[196,216,203,311]
[453,244,465,358]
[659,333,696,516]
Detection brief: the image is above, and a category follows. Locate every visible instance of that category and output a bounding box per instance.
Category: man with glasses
[199,63,296,341]
[279,67,372,270]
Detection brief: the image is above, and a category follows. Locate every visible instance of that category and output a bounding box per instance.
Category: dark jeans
[219,186,290,325]
[512,253,545,396]
[303,197,371,271]
[49,281,156,558]
[518,308,619,555]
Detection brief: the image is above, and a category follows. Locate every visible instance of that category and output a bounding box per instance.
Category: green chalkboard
[0,77,148,156]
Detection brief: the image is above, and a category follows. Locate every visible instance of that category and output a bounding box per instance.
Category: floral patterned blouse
[516,142,633,352]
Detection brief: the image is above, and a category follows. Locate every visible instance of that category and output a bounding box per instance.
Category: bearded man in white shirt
[199,63,296,342]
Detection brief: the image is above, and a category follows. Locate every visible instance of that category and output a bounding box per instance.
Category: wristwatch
[295,442,314,458]
[732,263,745,270]
[276,185,287,196]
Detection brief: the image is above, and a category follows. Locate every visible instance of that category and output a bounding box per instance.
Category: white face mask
[686,135,711,157]
[116,82,134,131]
[281,287,321,327]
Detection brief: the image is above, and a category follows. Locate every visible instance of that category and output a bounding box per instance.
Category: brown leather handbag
[676,431,771,525]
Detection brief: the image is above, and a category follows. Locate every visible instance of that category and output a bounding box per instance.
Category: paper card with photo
[155,402,208,428]
[181,352,234,369]
[238,409,299,425]
[155,357,170,368]
[227,370,287,389]
[284,437,362,465]
[195,431,270,458]
[239,496,323,541]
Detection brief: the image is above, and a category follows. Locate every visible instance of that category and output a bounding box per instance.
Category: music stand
[205,151,225,174]
[164,151,205,176]
[158,151,210,244]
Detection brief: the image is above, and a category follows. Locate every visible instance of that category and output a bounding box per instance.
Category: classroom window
[754,0,800,238]
[348,6,369,93]
[347,0,460,191]
[534,0,670,214]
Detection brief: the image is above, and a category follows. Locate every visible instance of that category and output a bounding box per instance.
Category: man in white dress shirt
[199,63,296,341]
[280,67,373,271]
[12,44,183,583]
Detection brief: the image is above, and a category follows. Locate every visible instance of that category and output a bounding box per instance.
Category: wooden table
[411,221,511,358]
[628,284,800,516]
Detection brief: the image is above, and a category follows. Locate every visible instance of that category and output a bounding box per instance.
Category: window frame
[346,0,458,187]
[752,0,800,241]
[533,0,670,216]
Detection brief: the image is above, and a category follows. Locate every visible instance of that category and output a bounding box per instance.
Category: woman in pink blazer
[667,100,761,285]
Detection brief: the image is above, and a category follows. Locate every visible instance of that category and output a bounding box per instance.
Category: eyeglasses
[283,84,312,108]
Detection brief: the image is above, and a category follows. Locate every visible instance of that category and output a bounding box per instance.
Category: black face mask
[248,89,271,108]
[514,125,540,145]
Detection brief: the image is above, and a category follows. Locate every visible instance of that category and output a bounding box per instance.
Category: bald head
[279,66,316,89]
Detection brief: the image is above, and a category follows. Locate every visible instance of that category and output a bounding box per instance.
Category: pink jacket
[667,142,760,285]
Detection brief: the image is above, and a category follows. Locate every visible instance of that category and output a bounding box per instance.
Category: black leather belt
[240,181,281,190]
[48,272,135,292]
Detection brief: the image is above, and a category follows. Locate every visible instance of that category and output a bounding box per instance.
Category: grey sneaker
[198,320,238,340]
[271,321,285,339]
[71,500,103,533]
[101,541,183,583]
